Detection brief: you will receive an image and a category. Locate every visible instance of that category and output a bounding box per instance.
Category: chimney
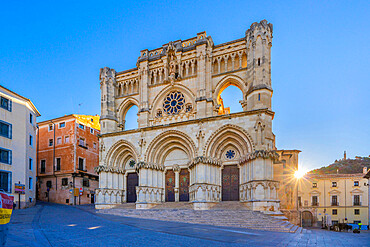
[344,151,347,160]
[363,167,367,174]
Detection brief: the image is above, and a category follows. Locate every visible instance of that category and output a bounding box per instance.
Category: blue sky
[1,1,369,171]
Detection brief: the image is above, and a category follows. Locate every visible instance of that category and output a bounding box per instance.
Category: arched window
[217,85,243,115]
[124,105,138,130]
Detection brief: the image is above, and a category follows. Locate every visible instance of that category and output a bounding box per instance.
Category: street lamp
[294,169,305,227]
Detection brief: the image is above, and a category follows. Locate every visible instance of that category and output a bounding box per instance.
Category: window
[0,121,12,139]
[59,122,65,128]
[332,181,337,187]
[49,139,53,147]
[258,58,261,66]
[312,196,318,206]
[0,171,11,193]
[93,143,97,149]
[66,199,69,204]
[90,128,94,134]
[29,158,33,170]
[332,209,337,215]
[78,158,84,170]
[79,124,85,130]
[354,209,360,215]
[65,136,70,143]
[298,196,302,207]
[79,138,86,147]
[354,195,360,206]
[46,180,52,188]
[56,137,62,145]
[332,195,338,206]
[29,135,33,146]
[258,93,261,101]
[312,183,317,188]
[55,158,61,171]
[29,197,32,203]
[40,160,46,173]
[83,178,89,187]
[354,181,359,186]
[48,124,53,131]
[29,177,33,190]
[0,96,11,111]
[0,148,12,164]
[29,113,33,124]
[61,178,68,186]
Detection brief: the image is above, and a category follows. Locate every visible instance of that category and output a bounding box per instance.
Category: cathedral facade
[96,20,288,211]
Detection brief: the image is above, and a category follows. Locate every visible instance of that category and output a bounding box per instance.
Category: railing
[353,202,362,206]
[331,202,339,206]
[311,202,319,206]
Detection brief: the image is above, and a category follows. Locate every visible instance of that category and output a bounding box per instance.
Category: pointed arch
[145,130,197,165]
[116,97,139,128]
[203,124,254,159]
[105,140,139,169]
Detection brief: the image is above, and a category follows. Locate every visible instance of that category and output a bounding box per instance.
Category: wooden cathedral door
[222,165,239,201]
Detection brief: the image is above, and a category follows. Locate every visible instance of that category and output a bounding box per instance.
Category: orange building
[37,114,100,205]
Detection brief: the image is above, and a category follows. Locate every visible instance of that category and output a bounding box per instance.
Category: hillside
[309,157,370,175]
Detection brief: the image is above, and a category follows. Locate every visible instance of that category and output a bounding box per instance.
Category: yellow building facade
[298,173,369,227]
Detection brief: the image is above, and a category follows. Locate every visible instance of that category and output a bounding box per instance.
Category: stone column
[174,165,180,202]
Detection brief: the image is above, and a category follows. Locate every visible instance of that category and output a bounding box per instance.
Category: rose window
[163,91,185,115]
[225,150,236,159]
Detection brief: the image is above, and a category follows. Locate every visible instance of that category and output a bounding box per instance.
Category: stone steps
[99,202,300,233]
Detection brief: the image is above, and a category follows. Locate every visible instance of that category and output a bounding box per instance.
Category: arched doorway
[222,165,239,201]
[302,211,313,227]
[126,173,138,203]
[179,169,189,201]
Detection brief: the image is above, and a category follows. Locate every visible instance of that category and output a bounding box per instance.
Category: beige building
[95,20,298,212]
[298,172,369,227]
[0,85,41,208]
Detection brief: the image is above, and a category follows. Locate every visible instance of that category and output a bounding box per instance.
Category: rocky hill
[309,156,370,175]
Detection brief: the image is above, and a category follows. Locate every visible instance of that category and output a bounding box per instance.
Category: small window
[185,104,193,113]
[93,143,97,149]
[66,199,69,204]
[0,171,11,192]
[59,122,65,128]
[29,135,33,146]
[61,178,68,186]
[78,158,84,170]
[55,158,61,171]
[354,209,360,215]
[156,109,162,118]
[332,209,337,215]
[40,160,46,173]
[46,180,52,188]
[0,121,12,139]
[83,178,89,187]
[258,93,261,101]
[332,182,337,187]
[354,195,360,206]
[48,124,53,131]
[0,148,12,165]
[312,183,317,188]
[79,124,85,130]
[56,137,62,145]
[29,113,33,124]
[29,177,33,190]
[332,195,338,206]
[258,58,261,66]
[312,196,318,206]
[354,181,359,186]
[79,138,85,147]
[29,158,33,170]
[65,136,70,143]
[90,128,94,134]
[49,139,53,147]
[0,96,11,111]
[29,197,33,203]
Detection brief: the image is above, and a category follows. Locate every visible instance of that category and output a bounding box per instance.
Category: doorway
[127,173,138,203]
[179,169,189,201]
[165,170,175,202]
[222,165,239,201]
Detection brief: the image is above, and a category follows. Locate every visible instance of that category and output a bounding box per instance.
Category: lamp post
[294,170,304,227]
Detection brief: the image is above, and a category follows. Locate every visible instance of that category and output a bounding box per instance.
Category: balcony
[78,144,88,149]
[311,202,319,206]
[331,202,339,206]
[353,202,362,206]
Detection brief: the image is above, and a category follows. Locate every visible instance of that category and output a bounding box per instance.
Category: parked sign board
[14,184,25,194]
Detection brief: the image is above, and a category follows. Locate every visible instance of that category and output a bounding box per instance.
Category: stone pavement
[6,202,370,247]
